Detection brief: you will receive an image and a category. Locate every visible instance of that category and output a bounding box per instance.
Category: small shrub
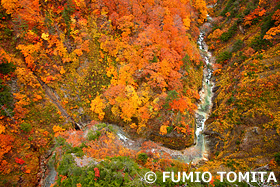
[215,151,220,156]
[96,123,107,129]
[220,23,238,42]
[87,130,101,141]
[167,126,173,133]
[228,110,234,118]
[227,96,235,104]
[163,90,179,109]
[210,112,218,118]
[250,35,272,51]
[0,80,14,116]
[66,146,84,158]
[219,0,236,16]
[57,154,75,176]
[253,54,263,60]
[137,153,148,164]
[261,13,275,36]
[231,39,244,53]
[151,55,158,63]
[217,51,232,63]
[20,123,32,133]
[243,2,257,16]
[0,62,16,75]
[182,54,190,71]
[56,136,66,146]
[275,152,280,165]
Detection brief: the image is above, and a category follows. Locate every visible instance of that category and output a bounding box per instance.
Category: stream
[192,16,215,163]
[160,15,215,163]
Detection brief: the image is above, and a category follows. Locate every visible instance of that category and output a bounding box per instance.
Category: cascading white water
[191,27,215,163]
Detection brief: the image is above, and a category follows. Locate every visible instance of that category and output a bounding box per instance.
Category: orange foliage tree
[264,9,280,40]
[89,0,205,136]
[0,133,14,174]
[244,6,266,26]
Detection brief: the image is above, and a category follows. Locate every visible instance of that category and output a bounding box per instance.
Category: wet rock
[202,130,223,138]
[212,86,220,93]
[196,114,205,128]
[253,127,259,135]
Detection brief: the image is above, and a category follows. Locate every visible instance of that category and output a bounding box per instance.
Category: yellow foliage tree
[60,66,66,75]
[90,96,106,120]
[53,125,65,133]
[160,124,168,135]
[183,17,191,30]
[192,0,207,24]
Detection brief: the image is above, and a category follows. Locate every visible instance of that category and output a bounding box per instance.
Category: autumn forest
[0,0,279,186]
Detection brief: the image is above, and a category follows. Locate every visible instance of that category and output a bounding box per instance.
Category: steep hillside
[0,0,207,186]
[202,0,280,180]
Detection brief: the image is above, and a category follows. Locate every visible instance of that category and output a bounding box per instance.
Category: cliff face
[203,0,280,179]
